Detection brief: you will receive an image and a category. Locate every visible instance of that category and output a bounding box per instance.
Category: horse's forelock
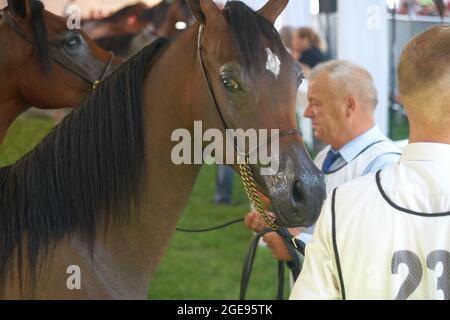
[223,1,285,73]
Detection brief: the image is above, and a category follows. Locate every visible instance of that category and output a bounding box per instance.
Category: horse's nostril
[292,181,305,207]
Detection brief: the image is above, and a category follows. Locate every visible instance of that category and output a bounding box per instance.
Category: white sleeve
[289,195,342,300]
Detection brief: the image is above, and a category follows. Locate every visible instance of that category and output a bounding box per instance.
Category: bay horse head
[0,0,122,110]
[187,0,326,227]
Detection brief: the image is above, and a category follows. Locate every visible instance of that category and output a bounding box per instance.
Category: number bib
[331,171,450,300]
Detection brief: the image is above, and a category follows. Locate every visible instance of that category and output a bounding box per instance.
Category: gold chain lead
[239,158,278,231]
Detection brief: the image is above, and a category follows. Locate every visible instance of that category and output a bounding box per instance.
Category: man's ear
[7,0,31,19]
[345,96,358,116]
[257,0,289,25]
[187,0,221,25]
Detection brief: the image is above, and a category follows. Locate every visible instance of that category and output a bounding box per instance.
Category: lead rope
[180,24,306,300]
[196,24,278,231]
[239,158,278,231]
[175,159,278,233]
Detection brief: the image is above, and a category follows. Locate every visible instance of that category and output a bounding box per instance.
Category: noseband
[0,9,114,90]
[196,25,301,230]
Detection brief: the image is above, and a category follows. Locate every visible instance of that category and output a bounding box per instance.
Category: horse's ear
[187,0,221,25]
[258,0,289,25]
[7,0,31,19]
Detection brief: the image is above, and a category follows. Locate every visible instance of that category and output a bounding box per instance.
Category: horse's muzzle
[257,138,326,228]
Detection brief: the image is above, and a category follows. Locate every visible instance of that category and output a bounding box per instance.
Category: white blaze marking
[265,48,281,78]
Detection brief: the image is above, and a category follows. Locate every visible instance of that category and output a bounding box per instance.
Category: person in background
[246,60,401,263]
[291,27,328,150]
[279,26,294,54]
[215,165,234,206]
[398,0,448,16]
[291,27,326,75]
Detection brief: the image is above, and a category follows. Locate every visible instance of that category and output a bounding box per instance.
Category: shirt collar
[401,143,450,162]
[335,125,387,163]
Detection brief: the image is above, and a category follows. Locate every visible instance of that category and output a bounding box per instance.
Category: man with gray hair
[245,60,401,261]
[302,60,400,190]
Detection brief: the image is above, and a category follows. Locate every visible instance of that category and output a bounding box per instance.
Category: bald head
[309,60,378,114]
[398,26,450,126]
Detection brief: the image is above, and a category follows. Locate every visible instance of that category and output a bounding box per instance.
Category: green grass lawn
[149,165,291,300]
[0,115,290,300]
[389,107,410,141]
[0,116,55,167]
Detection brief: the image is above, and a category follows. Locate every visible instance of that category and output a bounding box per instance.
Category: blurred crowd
[281,27,327,76]
[397,0,450,17]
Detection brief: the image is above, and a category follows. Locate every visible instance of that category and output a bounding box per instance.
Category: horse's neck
[0,31,29,144]
[0,99,27,145]
[4,27,211,299]
[93,29,204,293]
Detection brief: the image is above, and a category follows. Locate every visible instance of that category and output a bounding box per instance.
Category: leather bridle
[182,25,307,300]
[196,24,303,232]
[0,9,114,90]
[196,24,301,155]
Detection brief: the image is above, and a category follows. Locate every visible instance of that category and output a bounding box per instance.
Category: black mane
[29,0,50,72]
[223,1,285,71]
[0,39,169,287]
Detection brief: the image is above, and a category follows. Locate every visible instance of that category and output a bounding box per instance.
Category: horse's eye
[63,34,82,53]
[65,37,80,48]
[221,75,240,92]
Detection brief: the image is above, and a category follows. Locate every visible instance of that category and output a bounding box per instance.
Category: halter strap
[196,24,301,157]
[0,9,114,90]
